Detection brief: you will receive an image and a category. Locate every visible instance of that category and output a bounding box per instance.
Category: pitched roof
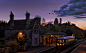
[5,19,36,29]
[14,20,26,29]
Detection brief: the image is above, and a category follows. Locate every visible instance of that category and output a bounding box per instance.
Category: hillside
[58,25,84,36]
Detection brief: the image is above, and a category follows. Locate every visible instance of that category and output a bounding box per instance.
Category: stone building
[5,11,42,47]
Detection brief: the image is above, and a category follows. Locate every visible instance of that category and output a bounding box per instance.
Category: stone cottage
[5,11,42,47]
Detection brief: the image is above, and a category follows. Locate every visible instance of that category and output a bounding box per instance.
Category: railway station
[40,32,67,46]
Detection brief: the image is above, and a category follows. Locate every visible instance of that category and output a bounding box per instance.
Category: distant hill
[59,24,84,36]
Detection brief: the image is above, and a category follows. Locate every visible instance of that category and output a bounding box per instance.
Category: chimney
[25,11,30,29]
[10,11,14,29]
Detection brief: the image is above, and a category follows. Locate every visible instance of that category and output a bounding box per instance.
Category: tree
[17,32,27,45]
[54,27,60,32]
[65,29,73,36]
[5,40,19,52]
[42,18,45,23]
[0,20,7,38]
[42,18,46,26]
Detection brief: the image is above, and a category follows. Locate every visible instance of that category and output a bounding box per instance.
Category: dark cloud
[69,0,86,3]
[61,5,68,10]
[74,16,86,19]
[49,13,51,14]
[53,0,86,18]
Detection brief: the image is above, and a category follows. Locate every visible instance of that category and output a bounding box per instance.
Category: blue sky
[0,0,86,29]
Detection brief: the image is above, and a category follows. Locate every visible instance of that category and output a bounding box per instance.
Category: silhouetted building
[60,18,62,24]
[54,18,58,27]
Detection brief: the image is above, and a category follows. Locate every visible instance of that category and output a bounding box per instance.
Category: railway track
[52,39,86,53]
[60,39,86,53]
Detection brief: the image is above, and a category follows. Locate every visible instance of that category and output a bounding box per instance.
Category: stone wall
[32,33,39,46]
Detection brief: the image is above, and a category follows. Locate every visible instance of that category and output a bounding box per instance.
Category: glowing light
[57,44,59,46]
[18,32,23,38]
[60,44,61,46]
[62,44,64,46]
[72,34,74,36]
[51,35,53,37]
[19,32,22,35]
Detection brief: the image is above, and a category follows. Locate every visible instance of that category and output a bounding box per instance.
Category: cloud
[53,0,86,18]
[74,16,86,19]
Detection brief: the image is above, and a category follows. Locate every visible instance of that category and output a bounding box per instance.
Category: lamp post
[49,36,50,46]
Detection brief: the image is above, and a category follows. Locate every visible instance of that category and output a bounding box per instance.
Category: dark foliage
[0,20,7,38]
[65,29,73,36]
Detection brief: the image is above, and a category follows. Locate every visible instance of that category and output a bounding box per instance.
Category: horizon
[0,0,86,30]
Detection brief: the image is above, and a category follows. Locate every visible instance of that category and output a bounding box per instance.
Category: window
[34,38,37,44]
[34,27,36,33]
[34,26,39,33]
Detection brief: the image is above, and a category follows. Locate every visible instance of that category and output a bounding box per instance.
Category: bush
[5,40,19,52]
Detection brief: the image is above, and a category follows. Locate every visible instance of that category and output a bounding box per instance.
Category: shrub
[5,40,19,52]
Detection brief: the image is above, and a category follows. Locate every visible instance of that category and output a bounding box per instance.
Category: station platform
[16,46,54,53]
[72,41,86,53]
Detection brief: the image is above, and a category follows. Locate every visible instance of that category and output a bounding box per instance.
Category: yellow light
[19,32,22,35]
[51,35,53,37]
[18,32,23,38]
[57,44,59,46]
[60,44,61,46]
[62,44,64,46]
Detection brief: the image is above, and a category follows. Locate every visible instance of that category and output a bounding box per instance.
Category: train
[56,36,76,49]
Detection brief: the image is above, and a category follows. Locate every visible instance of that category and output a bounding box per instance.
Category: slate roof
[5,19,36,29]
[14,20,26,29]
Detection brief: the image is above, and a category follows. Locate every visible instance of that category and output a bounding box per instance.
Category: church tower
[10,11,14,29]
[54,18,58,27]
[26,11,30,29]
